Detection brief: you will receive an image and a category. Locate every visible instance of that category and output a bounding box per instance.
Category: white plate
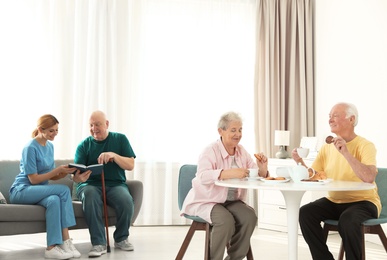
[247,176,263,181]
[319,178,333,184]
[260,178,290,183]
[300,178,333,185]
[300,180,325,185]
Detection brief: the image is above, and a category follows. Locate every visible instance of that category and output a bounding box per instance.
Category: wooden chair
[175,164,253,260]
[323,167,387,260]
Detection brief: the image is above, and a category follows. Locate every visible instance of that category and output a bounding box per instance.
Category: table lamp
[274,130,290,159]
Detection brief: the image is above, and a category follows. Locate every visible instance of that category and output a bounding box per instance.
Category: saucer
[247,176,263,181]
[300,178,333,185]
[260,178,290,183]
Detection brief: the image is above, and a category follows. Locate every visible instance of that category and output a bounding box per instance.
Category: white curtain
[254,0,315,157]
[0,0,257,225]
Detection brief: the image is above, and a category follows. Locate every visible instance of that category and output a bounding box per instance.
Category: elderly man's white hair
[337,102,358,127]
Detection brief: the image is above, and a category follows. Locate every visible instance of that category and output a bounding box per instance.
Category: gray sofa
[0,159,143,236]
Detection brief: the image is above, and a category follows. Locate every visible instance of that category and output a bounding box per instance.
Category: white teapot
[289,163,309,182]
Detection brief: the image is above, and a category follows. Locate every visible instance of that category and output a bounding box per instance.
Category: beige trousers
[210,200,257,260]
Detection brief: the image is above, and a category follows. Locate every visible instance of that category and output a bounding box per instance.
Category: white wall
[314,0,387,245]
[314,0,387,167]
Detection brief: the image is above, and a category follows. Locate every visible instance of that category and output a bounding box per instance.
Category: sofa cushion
[0,204,45,221]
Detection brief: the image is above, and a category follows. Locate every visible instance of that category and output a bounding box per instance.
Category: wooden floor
[0,226,386,260]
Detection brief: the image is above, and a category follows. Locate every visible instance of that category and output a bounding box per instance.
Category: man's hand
[333,136,349,154]
[98,152,115,164]
[72,170,92,183]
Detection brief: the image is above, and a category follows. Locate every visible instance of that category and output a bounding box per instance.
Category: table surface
[215,178,375,192]
[215,177,375,260]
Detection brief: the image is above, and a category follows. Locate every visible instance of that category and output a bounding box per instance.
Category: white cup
[297,147,310,158]
[289,165,309,182]
[248,168,258,178]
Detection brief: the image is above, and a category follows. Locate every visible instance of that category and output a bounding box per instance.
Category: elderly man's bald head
[89,110,109,141]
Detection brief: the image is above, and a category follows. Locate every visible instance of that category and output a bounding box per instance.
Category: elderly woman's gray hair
[217,112,243,130]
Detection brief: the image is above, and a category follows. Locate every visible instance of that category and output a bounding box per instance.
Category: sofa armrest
[126,180,143,225]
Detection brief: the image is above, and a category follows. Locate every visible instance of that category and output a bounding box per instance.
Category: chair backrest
[376,168,387,219]
[178,164,197,210]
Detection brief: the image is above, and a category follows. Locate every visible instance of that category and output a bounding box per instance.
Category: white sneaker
[114,239,134,251]
[60,238,81,258]
[88,245,107,257]
[45,245,73,259]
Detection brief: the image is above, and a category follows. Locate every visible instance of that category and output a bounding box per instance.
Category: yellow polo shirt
[312,135,381,216]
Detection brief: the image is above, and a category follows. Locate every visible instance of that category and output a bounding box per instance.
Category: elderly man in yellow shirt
[292,102,381,260]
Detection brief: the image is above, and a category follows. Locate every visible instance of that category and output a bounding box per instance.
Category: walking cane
[101,170,111,253]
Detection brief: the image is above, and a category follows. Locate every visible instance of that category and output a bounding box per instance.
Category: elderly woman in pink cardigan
[181,111,269,260]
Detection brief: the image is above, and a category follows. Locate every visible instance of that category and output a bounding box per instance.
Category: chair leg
[246,245,254,260]
[364,224,387,253]
[176,221,207,260]
[325,222,387,260]
[376,226,387,253]
[323,223,331,242]
[177,221,254,260]
[338,242,345,260]
[323,223,344,260]
[361,227,366,260]
[204,223,211,260]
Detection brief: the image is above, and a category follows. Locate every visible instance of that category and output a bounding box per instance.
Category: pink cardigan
[181,139,257,223]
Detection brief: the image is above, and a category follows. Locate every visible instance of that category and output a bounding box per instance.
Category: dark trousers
[299,197,377,260]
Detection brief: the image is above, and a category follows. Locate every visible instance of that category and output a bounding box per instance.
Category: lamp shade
[274,130,290,146]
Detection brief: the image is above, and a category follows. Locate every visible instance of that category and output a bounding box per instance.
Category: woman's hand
[254,153,267,165]
[30,165,74,183]
[219,168,249,180]
[254,153,268,177]
[50,165,76,180]
[50,171,68,180]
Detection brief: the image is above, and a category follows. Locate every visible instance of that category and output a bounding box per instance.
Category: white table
[215,178,375,260]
